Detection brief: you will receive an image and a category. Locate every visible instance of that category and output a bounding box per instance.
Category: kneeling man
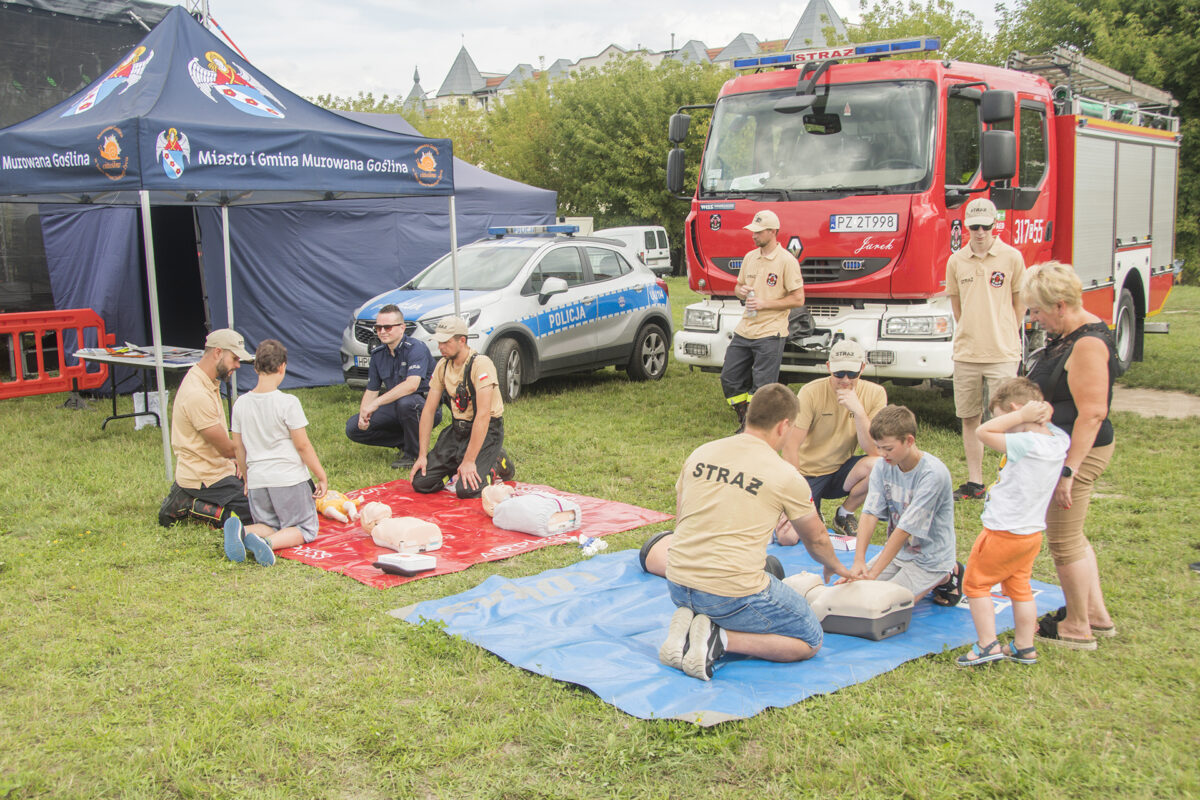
[782,340,885,536]
[660,383,853,680]
[411,317,511,498]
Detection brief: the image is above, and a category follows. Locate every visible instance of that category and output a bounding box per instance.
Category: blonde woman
[1021,262,1119,650]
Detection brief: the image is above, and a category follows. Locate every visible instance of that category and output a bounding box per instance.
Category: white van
[594,225,672,276]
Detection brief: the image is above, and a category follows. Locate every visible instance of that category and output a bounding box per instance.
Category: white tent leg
[222,204,237,398]
[141,190,173,482]
[450,195,460,315]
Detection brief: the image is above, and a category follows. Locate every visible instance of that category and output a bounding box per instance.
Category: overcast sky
[200,0,1001,101]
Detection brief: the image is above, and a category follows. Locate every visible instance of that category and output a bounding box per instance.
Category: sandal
[956,639,1004,667]
[1035,611,1097,651]
[932,561,965,607]
[1002,641,1038,665]
[1091,624,1118,638]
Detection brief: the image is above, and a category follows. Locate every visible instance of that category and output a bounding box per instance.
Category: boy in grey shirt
[227,339,329,566]
[847,405,960,602]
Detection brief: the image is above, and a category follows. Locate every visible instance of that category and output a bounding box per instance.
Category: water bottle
[745,289,757,318]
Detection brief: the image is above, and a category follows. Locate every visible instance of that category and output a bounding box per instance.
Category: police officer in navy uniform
[345,304,435,469]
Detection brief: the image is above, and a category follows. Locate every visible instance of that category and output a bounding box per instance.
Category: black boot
[733,400,749,433]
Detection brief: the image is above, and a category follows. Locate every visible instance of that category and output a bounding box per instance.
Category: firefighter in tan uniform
[944,198,1027,500]
[655,384,853,680]
[720,209,805,430]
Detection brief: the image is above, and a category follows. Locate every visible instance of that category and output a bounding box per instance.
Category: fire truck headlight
[882,315,953,338]
[684,307,719,331]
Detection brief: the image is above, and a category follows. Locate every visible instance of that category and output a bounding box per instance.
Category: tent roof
[714,33,759,62]
[670,41,711,65]
[437,47,486,97]
[785,0,848,49]
[0,5,453,205]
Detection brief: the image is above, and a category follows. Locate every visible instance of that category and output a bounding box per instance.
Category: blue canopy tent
[0,6,454,480]
[186,109,556,388]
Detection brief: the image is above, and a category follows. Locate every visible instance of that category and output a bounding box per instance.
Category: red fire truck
[666,38,1179,380]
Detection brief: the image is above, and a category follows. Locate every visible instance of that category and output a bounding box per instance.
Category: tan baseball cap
[828,340,867,373]
[744,209,781,232]
[205,328,253,361]
[964,198,997,227]
[432,316,469,342]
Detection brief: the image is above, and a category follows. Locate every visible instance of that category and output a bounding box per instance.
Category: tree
[998,0,1199,280]
[851,0,1013,64]
[311,91,404,114]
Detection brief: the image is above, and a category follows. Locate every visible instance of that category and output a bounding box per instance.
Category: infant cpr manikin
[359,501,442,553]
[783,572,914,640]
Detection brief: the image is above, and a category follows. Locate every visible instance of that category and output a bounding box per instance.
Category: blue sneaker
[243,531,276,567]
[223,515,246,562]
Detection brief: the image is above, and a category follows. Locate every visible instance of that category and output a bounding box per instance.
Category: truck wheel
[488,337,524,403]
[627,323,669,381]
[1114,288,1136,373]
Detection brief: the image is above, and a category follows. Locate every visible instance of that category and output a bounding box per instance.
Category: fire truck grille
[800,257,890,284]
[806,305,840,318]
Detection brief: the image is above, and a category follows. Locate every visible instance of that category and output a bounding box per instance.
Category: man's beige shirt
[795,377,888,476]
[430,349,504,421]
[667,434,815,597]
[171,364,234,489]
[944,238,1026,362]
[734,244,804,339]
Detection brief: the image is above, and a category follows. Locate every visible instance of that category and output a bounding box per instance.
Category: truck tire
[488,337,524,403]
[1114,288,1136,374]
[627,323,669,381]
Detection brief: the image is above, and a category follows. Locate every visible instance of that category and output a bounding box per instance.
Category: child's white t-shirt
[981,425,1070,535]
[231,390,310,490]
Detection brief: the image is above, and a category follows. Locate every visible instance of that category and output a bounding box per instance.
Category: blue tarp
[396,545,1066,725]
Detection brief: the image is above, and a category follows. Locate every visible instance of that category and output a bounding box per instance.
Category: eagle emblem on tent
[62,46,154,117]
[155,128,191,179]
[187,51,286,119]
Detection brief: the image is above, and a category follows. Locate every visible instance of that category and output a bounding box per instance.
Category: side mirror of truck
[668,113,691,144]
[666,147,686,195]
[980,129,1016,182]
[980,90,1015,124]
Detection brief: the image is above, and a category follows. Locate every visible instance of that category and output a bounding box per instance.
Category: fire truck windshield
[699,80,935,197]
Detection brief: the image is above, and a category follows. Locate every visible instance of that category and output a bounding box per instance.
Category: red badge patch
[766,273,778,287]
[990,271,1005,288]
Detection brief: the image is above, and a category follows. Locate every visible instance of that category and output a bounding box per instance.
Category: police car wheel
[628,323,669,381]
[488,337,524,403]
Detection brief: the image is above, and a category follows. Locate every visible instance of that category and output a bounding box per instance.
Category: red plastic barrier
[0,309,115,399]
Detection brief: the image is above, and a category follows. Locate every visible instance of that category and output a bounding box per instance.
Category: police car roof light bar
[732,36,940,71]
[488,224,579,238]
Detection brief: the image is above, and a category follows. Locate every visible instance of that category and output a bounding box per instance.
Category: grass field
[1,283,1197,798]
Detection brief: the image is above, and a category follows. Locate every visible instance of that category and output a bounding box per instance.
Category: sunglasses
[968,224,993,232]
[373,323,401,333]
[832,370,861,379]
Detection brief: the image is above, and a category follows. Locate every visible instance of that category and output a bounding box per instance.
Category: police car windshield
[699,80,934,195]
[409,245,540,291]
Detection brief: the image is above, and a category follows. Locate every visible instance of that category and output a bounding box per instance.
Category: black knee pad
[638,529,673,573]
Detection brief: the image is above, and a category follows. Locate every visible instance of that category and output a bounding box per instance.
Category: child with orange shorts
[955,377,1068,667]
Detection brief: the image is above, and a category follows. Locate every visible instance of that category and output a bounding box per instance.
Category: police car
[340,225,672,402]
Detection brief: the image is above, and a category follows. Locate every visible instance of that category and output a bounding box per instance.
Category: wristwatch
[1061,465,1075,479]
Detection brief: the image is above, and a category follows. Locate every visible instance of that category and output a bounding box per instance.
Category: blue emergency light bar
[732,36,940,70]
[487,224,579,237]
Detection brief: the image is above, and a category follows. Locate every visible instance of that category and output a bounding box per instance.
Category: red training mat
[276,479,672,588]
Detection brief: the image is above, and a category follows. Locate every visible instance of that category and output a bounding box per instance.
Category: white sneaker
[658,607,694,670]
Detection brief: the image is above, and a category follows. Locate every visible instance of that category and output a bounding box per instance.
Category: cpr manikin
[359,501,442,553]
[783,572,915,641]
[316,490,360,523]
[482,484,582,538]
